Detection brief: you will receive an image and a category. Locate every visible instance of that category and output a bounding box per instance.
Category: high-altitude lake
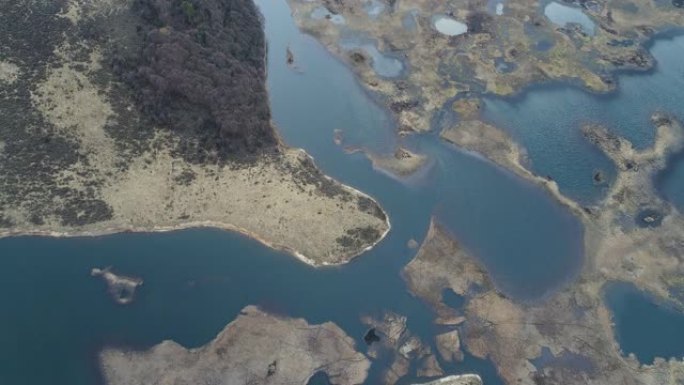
[0,1,683,385]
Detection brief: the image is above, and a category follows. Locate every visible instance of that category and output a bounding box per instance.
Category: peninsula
[0,0,389,265]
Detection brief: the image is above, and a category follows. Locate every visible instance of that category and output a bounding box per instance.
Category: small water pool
[433,15,469,36]
[605,282,684,364]
[544,2,596,35]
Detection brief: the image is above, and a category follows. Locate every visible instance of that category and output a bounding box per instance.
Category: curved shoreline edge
[0,149,391,268]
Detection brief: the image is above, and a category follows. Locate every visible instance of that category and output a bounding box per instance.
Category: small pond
[544,2,596,35]
[605,282,684,364]
[433,15,469,36]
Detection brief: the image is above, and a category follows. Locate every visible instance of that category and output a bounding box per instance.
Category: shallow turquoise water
[605,282,684,364]
[0,1,683,384]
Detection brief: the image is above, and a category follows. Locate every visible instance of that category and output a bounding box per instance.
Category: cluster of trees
[127,0,278,163]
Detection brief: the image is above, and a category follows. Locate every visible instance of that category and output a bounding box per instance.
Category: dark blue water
[8,1,684,385]
[605,282,684,364]
[483,33,684,204]
[658,150,684,211]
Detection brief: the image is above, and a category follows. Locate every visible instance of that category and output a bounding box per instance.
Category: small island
[91,267,143,305]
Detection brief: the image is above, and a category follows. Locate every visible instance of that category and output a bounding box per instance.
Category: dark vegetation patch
[466,12,494,35]
[0,215,14,228]
[287,155,351,199]
[322,0,344,14]
[173,168,197,186]
[363,328,381,345]
[349,51,367,64]
[336,226,381,249]
[357,196,386,221]
[0,0,114,227]
[390,99,419,113]
[602,49,653,69]
[109,0,279,163]
[0,0,288,228]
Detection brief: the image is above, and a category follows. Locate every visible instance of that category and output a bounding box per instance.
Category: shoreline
[0,214,391,268]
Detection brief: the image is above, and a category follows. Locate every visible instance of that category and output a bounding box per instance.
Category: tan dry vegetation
[100,305,371,385]
[3,36,389,266]
[31,48,115,160]
[369,147,429,178]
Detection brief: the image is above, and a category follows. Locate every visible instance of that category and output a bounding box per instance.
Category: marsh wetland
[1,0,684,384]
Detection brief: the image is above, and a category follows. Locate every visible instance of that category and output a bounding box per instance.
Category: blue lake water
[605,282,684,364]
[483,33,684,204]
[0,0,683,384]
